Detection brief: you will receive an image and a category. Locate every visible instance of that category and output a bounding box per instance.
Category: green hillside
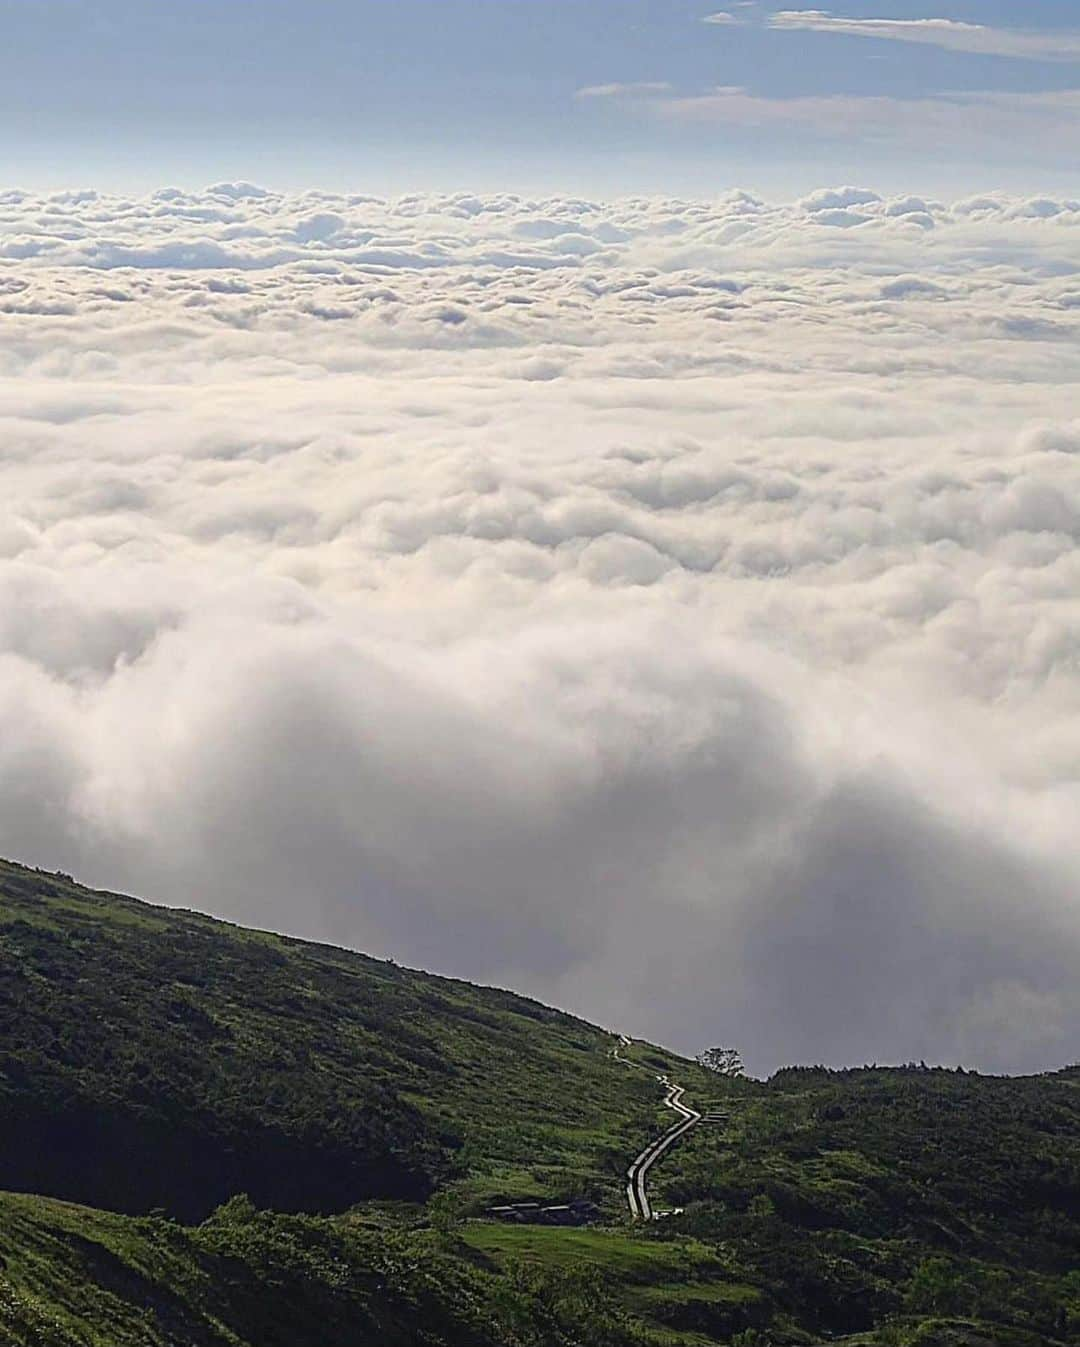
[0,858,692,1223]
[0,1190,659,1347]
[647,1066,1080,1343]
[2,858,1079,1347]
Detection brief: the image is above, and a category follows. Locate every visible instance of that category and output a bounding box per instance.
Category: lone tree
[696,1046,744,1077]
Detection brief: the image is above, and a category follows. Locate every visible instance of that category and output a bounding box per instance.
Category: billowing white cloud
[768,10,1080,62]
[2,184,1080,1076]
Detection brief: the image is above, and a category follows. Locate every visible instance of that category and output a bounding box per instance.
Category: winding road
[612,1036,702,1221]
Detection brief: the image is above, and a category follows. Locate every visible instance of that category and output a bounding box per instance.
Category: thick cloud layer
[2,184,1079,1075]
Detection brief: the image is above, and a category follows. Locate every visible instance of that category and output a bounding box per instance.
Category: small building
[485,1197,601,1226]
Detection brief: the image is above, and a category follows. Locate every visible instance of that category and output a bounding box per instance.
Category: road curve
[613,1038,701,1221]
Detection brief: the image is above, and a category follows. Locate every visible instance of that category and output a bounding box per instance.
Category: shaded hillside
[2,857,1079,1346]
[0,859,685,1222]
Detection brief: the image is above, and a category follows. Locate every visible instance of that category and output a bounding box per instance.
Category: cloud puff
[768,10,1080,62]
[1,184,1080,1076]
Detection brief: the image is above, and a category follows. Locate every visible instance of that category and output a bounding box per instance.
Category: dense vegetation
[0,1191,653,1347]
[2,859,1079,1346]
[0,858,685,1222]
[649,1065,1080,1344]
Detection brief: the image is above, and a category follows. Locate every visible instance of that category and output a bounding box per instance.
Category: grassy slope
[2,858,1080,1346]
[0,1190,656,1347]
[0,858,694,1222]
[0,1186,766,1347]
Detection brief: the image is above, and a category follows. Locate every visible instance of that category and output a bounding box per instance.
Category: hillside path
[612,1036,702,1221]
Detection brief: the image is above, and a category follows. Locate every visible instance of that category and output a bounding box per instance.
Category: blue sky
[3,0,1079,196]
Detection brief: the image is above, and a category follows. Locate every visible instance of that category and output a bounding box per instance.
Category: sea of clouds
[2,182,1079,1074]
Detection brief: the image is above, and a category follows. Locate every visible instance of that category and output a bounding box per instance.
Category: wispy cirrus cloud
[702,10,741,24]
[575,80,673,99]
[768,10,1080,62]
[654,84,1080,151]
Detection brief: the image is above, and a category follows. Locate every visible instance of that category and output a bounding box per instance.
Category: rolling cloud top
[2,184,1079,1073]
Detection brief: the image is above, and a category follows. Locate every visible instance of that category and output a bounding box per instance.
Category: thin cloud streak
[650,85,1080,151]
[768,10,1080,62]
[575,82,674,100]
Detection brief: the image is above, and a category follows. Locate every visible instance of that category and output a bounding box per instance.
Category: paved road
[613,1037,702,1221]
